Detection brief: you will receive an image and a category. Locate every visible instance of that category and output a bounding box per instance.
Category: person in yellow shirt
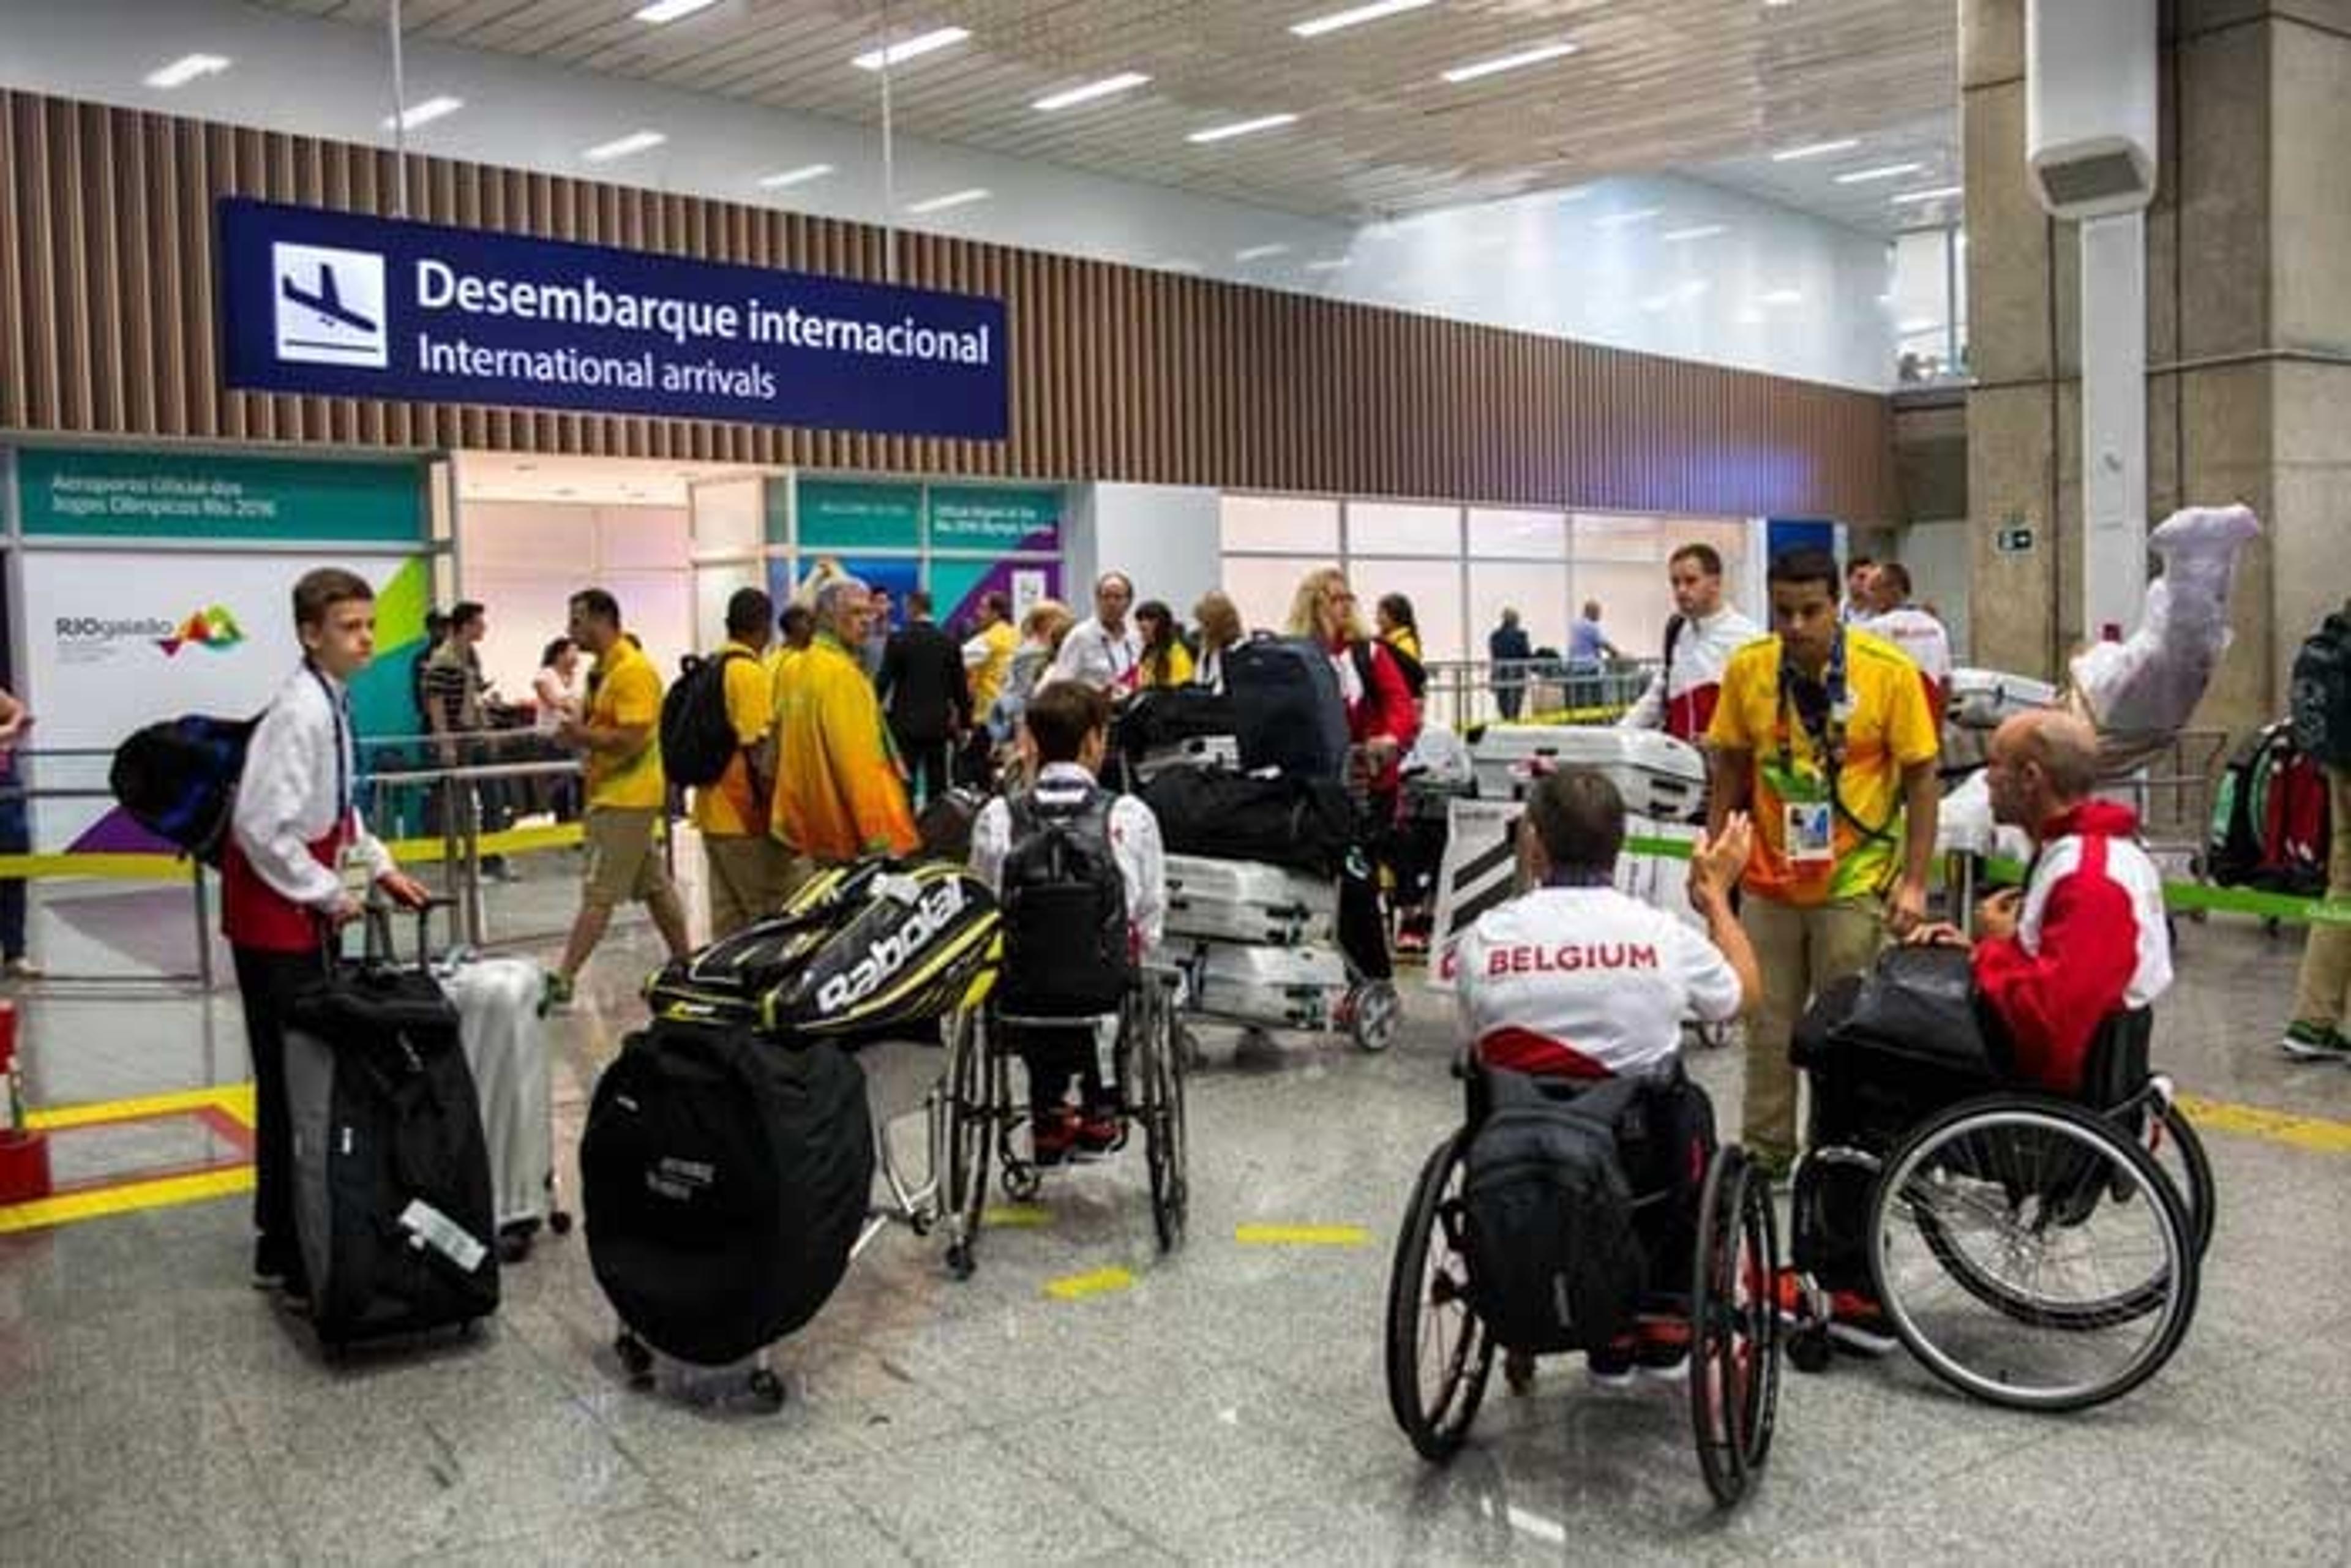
[763,601,815,683]
[1704,547,1941,1175]
[770,574,919,874]
[1134,600,1196,689]
[960,591,1021,713]
[694,587,783,940]
[547,588,692,1008]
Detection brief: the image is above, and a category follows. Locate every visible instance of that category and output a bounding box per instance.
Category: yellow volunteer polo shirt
[689,639,774,838]
[585,637,667,812]
[1705,626,1939,906]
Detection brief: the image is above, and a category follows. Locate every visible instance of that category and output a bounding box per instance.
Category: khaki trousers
[704,834,784,940]
[2290,765,2351,1029]
[1742,894,1886,1163]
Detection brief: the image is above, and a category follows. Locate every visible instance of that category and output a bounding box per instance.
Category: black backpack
[2289,608,2351,768]
[1224,635,1351,780]
[659,650,751,789]
[999,787,1131,1017]
[1461,1073,1648,1355]
[581,1020,873,1366]
[108,713,260,865]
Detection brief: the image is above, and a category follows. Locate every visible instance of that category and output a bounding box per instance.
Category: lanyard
[1774,630,1850,783]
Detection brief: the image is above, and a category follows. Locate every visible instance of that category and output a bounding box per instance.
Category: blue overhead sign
[216,198,1008,441]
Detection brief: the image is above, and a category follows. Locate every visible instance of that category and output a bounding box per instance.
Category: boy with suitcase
[970,682,1166,1163]
[225,568,430,1301]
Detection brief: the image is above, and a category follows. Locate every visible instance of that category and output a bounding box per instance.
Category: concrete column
[1963,0,2351,735]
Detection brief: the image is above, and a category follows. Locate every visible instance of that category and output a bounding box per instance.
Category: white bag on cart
[1164,855,1338,948]
[1948,669,2058,732]
[1469,726,1708,822]
[1183,942,1347,1030]
[437,953,561,1247]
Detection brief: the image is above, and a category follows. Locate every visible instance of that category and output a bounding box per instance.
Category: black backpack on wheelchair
[1459,1072,1651,1354]
[998,786,1131,1018]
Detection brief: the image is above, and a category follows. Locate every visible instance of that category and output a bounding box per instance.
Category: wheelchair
[938,961,1188,1278]
[1385,1057,1784,1508]
[1787,1006,2214,1413]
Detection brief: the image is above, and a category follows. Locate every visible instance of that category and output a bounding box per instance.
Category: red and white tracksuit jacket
[1618,606,1759,742]
[1973,801,2173,1095]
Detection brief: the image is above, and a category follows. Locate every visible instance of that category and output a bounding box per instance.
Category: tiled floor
[1,908,2345,1565]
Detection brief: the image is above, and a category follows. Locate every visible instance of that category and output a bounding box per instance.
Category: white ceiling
[456,450,770,506]
[253,0,1962,233]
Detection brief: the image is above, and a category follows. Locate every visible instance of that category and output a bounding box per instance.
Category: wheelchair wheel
[2143,1094,2216,1260]
[1139,980,1188,1253]
[1870,1095,2198,1412]
[1689,1147,1780,1508]
[1384,1133,1494,1461]
[941,1009,997,1280]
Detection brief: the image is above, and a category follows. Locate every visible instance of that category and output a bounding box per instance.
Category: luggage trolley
[937,962,1189,1277]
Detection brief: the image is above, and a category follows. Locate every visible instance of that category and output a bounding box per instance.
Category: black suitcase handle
[323,895,457,972]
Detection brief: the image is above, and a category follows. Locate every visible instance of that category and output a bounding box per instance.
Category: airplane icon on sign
[269,241,389,368]
[280,262,377,334]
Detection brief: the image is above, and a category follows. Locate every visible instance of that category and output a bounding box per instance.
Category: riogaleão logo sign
[156,604,246,658]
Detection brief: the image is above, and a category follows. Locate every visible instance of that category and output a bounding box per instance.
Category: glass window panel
[602,568,696,685]
[1570,513,1667,563]
[1469,562,1570,662]
[1352,558,1464,665]
[1220,556,1330,637]
[689,476,765,556]
[1221,494,1340,555]
[462,568,585,713]
[1346,501,1459,558]
[460,501,590,569]
[692,561,764,656]
[595,505,691,569]
[1468,508,1568,560]
[1572,560,1677,663]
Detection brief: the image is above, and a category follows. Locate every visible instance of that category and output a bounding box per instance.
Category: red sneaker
[1073,1108,1122,1155]
[1824,1290,1899,1357]
[1030,1109,1077,1168]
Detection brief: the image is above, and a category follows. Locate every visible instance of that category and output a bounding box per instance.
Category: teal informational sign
[795,478,923,551]
[928,485,1062,552]
[16,448,425,541]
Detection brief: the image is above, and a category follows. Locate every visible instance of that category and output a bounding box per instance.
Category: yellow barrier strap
[981,1204,1055,1229]
[379,822,587,863]
[1041,1266,1134,1301]
[0,852,192,883]
[0,1165,253,1235]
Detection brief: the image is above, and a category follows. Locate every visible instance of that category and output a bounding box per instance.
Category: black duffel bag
[1139,767,1352,876]
[1794,943,2012,1153]
[1115,686,1237,763]
[582,1020,873,1366]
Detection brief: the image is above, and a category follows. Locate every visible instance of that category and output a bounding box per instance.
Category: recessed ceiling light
[1898,317,1940,334]
[757,163,836,189]
[1660,223,1728,242]
[906,187,990,214]
[1234,243,1290,261]
[1640,281,1710,312]
[1770,137,1859,162]
[383,96,463,131]
[1291,0,1436,38]
[1554,187,1595,203]
[583,130,666,162]
[1303,257,1351,272]
[144,53,230,89]
[1441,41,1578,84]
[1891,184,1964,205]
[852,27,970,71]
[634,0,720,20]
[1033,72,1151,111]
[1835,162,1924,184]
[1593,206,1662,230]
[1759,288,1804,306]
[1188,113,1299,144]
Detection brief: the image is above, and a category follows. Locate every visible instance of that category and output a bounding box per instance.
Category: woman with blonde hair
[1286,566,1420,990]
[989,598,1076,745]
[1191,590,1243,693]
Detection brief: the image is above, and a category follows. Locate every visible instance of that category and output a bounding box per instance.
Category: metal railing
[1416,658,1659,733]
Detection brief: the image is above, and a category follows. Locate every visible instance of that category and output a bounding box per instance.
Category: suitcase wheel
[547,1208,574,1237]
[746,1367,787,1413]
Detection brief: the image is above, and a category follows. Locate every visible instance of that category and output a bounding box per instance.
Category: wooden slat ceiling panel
[264,0,1952,228]
[0,87,1891,519]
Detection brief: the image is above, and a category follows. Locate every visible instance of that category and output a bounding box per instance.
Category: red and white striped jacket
[1618,606,1758,742]
[1974,800,2174,1095]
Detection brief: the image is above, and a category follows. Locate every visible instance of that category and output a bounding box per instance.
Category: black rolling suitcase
[283,905,500,1350]
[1223,635,1350,780]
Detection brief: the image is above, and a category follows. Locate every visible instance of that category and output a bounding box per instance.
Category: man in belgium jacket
[1911,708,2173,1093]
[1618,542,1758,742]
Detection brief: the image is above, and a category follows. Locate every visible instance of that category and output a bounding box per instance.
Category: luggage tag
[399,1198,490,1274]
[337,844,372,901]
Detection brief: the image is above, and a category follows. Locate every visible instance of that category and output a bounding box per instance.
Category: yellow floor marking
[982,1205,1055,1229]
[1234,1224,1371,1247]
[28,1082,255,1133]
[0,1165,253,1234]
[2176,1093,2351,1157]
[1041,1266,1134,1302]
[0,853,190,883]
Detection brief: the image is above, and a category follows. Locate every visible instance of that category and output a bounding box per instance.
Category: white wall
[0,0,1895,392]
[1069,484,1223,625]
[1896,518,1973,663]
